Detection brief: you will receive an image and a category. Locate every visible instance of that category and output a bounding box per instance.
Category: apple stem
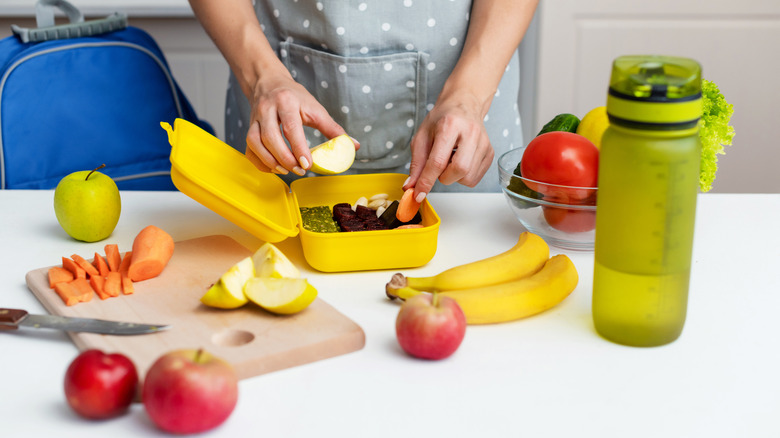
[431,292,440,308]
[195,348,204,364]
[86,164,106,181]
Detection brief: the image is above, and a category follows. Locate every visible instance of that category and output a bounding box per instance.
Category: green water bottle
[592,55,702,347]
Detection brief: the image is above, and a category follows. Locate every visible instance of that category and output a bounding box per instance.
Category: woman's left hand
[405,93,494,201]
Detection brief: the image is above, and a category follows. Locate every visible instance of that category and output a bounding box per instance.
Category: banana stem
[385,273,407,300]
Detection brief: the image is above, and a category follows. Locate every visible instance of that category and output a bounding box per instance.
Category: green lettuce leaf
[699,79,735,192]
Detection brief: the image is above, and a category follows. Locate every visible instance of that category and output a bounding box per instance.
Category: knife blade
[0,308,170,335]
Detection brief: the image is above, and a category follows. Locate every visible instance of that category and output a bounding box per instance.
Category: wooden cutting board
[24,235,365,380]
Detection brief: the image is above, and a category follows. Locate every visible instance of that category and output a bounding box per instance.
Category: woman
[188,0,538,203]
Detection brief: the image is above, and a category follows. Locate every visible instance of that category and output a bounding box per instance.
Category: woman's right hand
[186,0,352,176]
[244,74,350,176]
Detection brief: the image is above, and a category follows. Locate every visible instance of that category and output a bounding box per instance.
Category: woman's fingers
[245,81,349,176]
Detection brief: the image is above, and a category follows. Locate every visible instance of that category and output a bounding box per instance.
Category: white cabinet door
[535,0,780,193]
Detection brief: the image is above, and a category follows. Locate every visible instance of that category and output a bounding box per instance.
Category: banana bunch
[385,232,578,325]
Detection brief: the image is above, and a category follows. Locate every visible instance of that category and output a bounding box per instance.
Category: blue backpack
[0,0,213,190]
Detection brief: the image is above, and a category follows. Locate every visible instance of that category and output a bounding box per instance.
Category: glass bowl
[497,147,597,251]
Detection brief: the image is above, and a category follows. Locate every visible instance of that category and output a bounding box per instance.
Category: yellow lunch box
[162,119,440,272]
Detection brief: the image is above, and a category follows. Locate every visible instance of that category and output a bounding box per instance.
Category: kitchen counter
[2,190,779,437]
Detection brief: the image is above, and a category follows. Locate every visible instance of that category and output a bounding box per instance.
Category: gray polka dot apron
[224,0,523,192]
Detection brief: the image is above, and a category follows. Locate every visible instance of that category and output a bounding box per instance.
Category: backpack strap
[11,0,128,43]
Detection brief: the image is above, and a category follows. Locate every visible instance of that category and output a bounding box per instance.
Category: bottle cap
[607,55,702,130]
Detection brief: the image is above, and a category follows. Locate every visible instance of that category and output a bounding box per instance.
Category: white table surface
[1,190,779,437]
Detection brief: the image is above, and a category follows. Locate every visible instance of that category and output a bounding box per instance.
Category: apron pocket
[280,41,429,170]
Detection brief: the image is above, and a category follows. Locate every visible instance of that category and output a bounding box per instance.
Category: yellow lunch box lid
[163,118,298,243]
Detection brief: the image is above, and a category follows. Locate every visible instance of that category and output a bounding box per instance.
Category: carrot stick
[54,278,93,306]
[105,244,122,272]
[119,251,132,276]
[89,275,111,300]
[48,266,74,288]
[61,257,86,280]
[396,188,422,223]
[128,225,175,282]
[119,252,134,294]
[104,272,122,297]
[71,254,100,278]
[121,274,134,295]
[93,252,110,277]
[53,282,80,306]
[70,278,94,303]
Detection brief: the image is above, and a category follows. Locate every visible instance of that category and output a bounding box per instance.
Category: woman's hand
[406,93,494,199]
[403,0,537,200]
[187,0,352,176]
[244,74,348,176]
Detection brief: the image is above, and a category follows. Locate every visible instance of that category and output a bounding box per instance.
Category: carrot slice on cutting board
[396,188,422,223]
[121,274,134,295]
[119,251,132,275]
[71,254,100,278]
[61,257,86,280]
[128,226,174,282]
[89,275,111,300]
[48,266,74,288]
[118,252,134,294]
[54,278,93,306]
[104,272,122,297]
[105,244,122,272]
[93,252,110,277]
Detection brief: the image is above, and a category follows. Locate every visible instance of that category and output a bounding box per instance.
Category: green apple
[53,164,121,242]
[244,277,318,315]
[200,256,254,309]
[251,243,300,278]
[308,135,356,175]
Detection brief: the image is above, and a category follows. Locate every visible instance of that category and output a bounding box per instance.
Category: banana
[385,232,549,296]
[389,254,579,325]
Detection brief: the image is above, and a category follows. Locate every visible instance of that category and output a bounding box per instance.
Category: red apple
[395,293,467,360]
[63,349,139,420]
[142,349,238,434]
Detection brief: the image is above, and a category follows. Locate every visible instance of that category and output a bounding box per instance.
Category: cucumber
[506,162,542,209]
[536,113,580,136]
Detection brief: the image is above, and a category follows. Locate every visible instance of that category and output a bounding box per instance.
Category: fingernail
[299,156,309,169]
[293,166,306,176]
[415,191,427,203]
[349,136,360,146]
[403,177,410,187]
[275,165,289,175]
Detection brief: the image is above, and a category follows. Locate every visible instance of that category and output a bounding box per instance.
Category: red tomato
[520,132,599,201]
[542,206,596,233]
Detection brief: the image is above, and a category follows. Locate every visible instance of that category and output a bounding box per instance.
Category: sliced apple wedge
[200,256,254,309]
[308,135,356,175]
[243,277,317,315]
[252,243,300,279]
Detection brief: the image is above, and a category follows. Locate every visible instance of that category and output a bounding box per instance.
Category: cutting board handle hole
[211,328,255,347]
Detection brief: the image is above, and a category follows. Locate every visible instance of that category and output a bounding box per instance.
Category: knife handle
[0,308,27,330]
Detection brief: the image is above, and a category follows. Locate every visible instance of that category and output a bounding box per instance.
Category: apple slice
[251,243,300,279]
[200,257,254,309]
[243,277,317,315]
[308,135,356,175]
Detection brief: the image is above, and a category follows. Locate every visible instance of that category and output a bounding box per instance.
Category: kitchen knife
[0,308,170,335]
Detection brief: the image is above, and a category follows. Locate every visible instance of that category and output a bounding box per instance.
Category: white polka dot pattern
[223,0,523,193]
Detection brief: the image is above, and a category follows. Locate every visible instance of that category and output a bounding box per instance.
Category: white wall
[534,0,780,193]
